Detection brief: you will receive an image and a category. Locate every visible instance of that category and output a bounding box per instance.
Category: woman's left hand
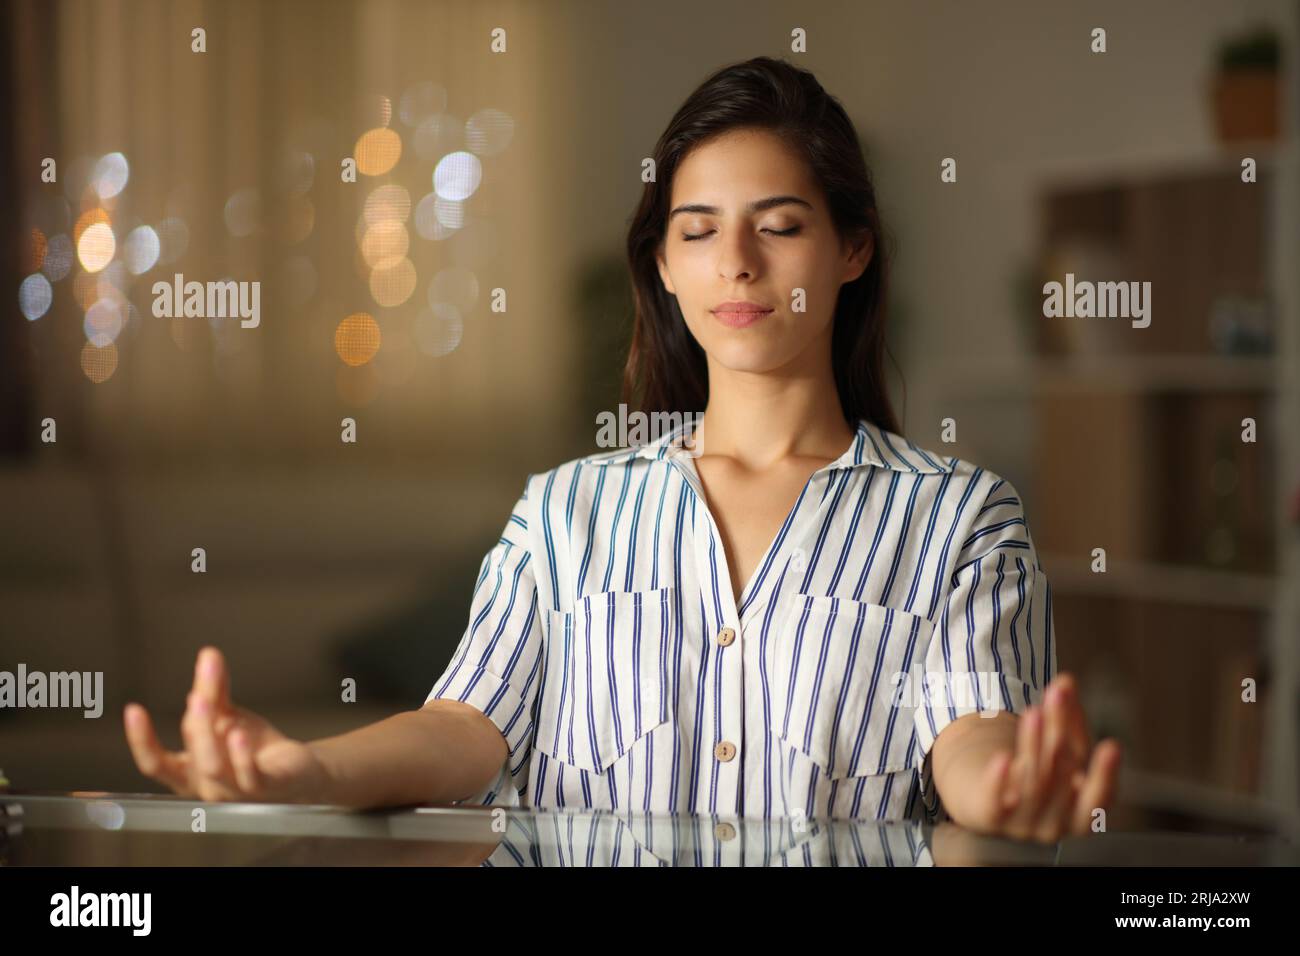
[971,674,1123,843]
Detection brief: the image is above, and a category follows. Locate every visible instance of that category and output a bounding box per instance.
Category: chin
[701,335,803,375]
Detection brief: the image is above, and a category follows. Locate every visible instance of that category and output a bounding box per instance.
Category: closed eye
[681,226,802,241]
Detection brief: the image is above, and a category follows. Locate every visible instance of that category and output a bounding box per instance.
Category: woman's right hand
[124,646,331,804]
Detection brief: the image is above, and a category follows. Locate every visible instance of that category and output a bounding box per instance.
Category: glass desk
[2,790,1295,867]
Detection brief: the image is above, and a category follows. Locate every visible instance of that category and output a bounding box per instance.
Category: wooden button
[714,741,736,762]
[717,627,736,646]
[714,821,737,841]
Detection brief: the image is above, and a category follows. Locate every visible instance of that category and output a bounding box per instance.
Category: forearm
[931,711,1019,828]
[306,701,508,810]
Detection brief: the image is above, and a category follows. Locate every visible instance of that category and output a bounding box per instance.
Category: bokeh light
[361,220,409,268]
[354,92,393,130]
[413,114,462,160]
[18,273,53,320]
[369,258,417,308]
[80,340,118,383]
[73,272,101,311]
[91,152,130,199]
[42,234,73,281]
[23,228,48,272]
[73,207,110,245]
[355,128,401,176]
[96,261,129,304]
[398,81,447,127]
[85,800,127,830]
[335,312,381,366]
[224,188,261,237]
[124,225,160,274]
[413,303,463,357]
[414,192,457,240]
[433,151,482,201]
[352,246,373,282]
[434,197,465,229]
[77,222,116,272]
[465,108,515,156]
[84,298,125,346]
[364,184,411,225]
[429,266,479,312]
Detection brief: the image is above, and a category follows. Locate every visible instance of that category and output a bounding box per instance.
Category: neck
[698,359,854,469]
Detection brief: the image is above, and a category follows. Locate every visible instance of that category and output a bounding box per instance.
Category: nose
[715,228,762,282]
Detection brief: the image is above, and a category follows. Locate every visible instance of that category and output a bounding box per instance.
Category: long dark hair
[622,55,901,435]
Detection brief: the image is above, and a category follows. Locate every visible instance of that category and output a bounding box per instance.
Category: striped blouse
[426,417,1056,828]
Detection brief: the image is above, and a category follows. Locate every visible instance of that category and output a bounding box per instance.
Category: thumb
[225,703,290,747]
[223,713,298,796]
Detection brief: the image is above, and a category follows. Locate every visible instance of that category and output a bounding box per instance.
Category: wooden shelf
[1040,552,1276,610]
[1026,139,1297,192]
[933,356,1277,396]
[1021,129,1300,828]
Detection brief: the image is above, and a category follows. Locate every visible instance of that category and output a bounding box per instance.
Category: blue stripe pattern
[429,418,1056,825]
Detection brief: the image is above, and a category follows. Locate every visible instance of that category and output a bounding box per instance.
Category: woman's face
[655,127,872,378]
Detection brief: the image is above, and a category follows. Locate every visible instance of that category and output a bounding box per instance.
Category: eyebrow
[668,195,813,221]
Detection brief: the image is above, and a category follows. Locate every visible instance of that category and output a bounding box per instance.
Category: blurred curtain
[7,0,577,467]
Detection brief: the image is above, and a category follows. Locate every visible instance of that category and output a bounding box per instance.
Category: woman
[125,56,1121,844]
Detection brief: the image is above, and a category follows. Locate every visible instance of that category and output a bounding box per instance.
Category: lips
[711,300,774,328]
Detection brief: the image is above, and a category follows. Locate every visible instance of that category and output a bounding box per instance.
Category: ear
[842,230,874,284]
[655,245,677,296]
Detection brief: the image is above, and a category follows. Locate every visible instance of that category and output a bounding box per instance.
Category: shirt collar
[588,417,953,475]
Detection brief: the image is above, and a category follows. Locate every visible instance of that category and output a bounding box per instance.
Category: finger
[212,706,243,742]
[1052,673,1092,764]
[1038,683,1068,794]
[227,723,264,795]
[1036,685,1080,839]
[123,703,193,795]
[1036,762,1079,843]
[193,646,232,713]
[183,691,232,782]
[1072,739,1123,835]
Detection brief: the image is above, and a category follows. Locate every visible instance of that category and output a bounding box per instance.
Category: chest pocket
[771,595,929,778]
[535,586,675,774]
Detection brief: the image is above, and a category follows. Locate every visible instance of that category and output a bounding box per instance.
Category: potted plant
[1211,24,1282,143]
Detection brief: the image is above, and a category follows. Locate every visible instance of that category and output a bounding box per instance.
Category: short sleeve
[912,476,1058,822]
[425,480,543,805]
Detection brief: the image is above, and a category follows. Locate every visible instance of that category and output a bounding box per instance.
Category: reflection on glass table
[1,790,1294,867]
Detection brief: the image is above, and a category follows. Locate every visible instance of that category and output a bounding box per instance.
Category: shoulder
[858,421,1007,496]
[929,455,1039,570]
[511,445,656,525]
[523,444,657,494]
[860,421,1034,548]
